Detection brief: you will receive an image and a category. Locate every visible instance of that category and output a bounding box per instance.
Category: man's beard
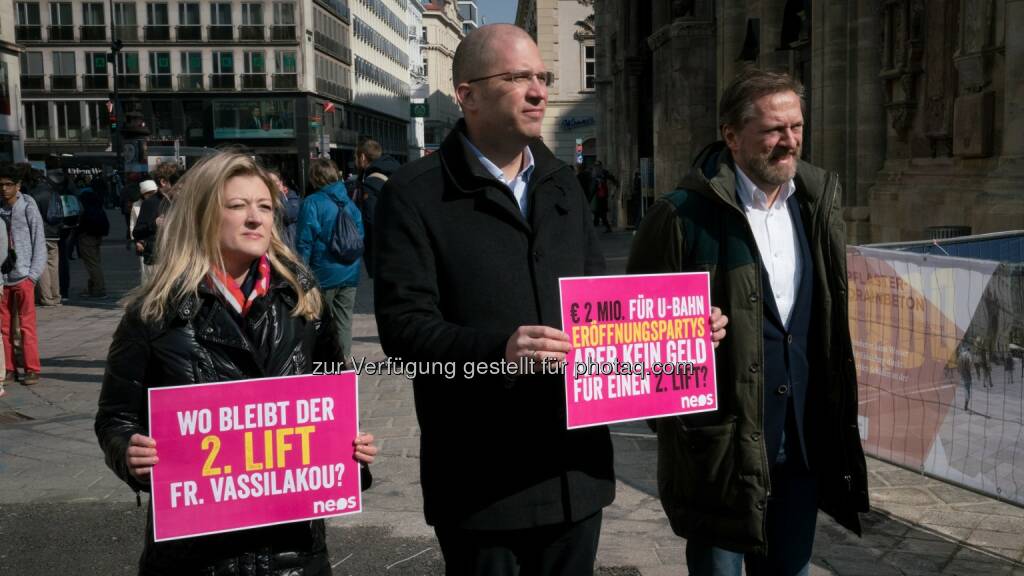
[744,145,800,187]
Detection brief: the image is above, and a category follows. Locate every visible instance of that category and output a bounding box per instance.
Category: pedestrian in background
[27,156,71,307]
[77,186,109,297]
[269,170,301,250]
[130,180,158,280]
[132,171,175,276]
[0,163,47,386]
[354,138,399,278]
[295,159,363,365]
[628,68,867,575]
[95,151,376,574]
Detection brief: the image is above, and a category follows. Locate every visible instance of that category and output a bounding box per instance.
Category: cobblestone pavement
[1,214,1023,574]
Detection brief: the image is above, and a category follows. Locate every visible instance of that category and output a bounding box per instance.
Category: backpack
[42,177,81,229]
[327,198,363,265]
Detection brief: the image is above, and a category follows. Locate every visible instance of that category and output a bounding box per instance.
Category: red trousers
[2,279,41,373]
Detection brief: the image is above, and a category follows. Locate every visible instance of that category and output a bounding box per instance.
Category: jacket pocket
[674,417,738,511]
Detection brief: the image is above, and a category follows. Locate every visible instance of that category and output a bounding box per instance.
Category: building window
[276,50,296,73]
[180,51,203,89]
[113,2,137,25]
[273,2,295,24]
[178,2,199,25]
[147,3,168,25]
[16,2,41,25]
[24,101,49,139]
[211,3,232,25]
[421,26,427,42]
[52,51,76,75]
[55,101,82,139]
[181,52,202,73]
[86,52,107,74]
[82,2,104,24]
[582,43,595,91]
[0,63,9,116]
[241,3,263,24]
[214,51,235,74]
[149,51,171,86]
[244,51,265,73]
[49,3,73,28]
[20,52,43,75]
[86,101,110,137]
[117,52,139,73]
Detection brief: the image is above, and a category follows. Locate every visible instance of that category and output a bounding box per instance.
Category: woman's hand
[710,307,728,349]
[126,433,158,482]
[353,432,377,465]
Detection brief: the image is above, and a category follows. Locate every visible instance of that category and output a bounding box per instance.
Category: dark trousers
[58,229,74,298]
[435,511,602,576]
[685,459,818,576]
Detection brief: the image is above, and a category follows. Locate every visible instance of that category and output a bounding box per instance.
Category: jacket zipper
[706,180,772,505]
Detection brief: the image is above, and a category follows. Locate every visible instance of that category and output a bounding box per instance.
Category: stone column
[854,0,885,208]
[1002,0,1024,171]
[650,15,717,197]
[811,1,849,193]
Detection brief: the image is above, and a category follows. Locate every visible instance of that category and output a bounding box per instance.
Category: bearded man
[627,68,869,575]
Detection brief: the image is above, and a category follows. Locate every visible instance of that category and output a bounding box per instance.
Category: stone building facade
[516,0,599,167]
[595,0,1024,242]
[420,0,463,150]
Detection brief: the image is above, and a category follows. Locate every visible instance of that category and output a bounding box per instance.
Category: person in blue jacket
[295,158,363,364]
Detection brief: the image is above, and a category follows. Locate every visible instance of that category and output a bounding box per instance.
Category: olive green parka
[627,142,869,554]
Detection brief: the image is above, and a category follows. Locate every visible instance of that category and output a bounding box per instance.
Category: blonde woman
[95,152,376,575]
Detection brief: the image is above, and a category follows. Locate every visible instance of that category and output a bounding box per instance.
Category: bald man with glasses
[373,24,613,575]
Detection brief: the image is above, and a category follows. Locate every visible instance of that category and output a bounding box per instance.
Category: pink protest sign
[148,373,361,542]
[559,273,718,429]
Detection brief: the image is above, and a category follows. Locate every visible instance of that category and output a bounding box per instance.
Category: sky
[475,0,518,25]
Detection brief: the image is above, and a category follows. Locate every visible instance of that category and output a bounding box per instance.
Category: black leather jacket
[96,269,361,575]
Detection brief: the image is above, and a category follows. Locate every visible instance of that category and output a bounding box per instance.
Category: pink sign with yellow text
[148,373,361,542]
[559,273,718,429]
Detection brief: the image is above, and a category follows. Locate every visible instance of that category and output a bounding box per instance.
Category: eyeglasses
[0,181,19,189]
[466,70,555,88]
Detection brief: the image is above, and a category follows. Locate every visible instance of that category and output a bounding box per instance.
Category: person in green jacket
[627,68,868,575]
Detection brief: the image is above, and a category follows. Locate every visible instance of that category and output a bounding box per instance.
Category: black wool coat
[95,269,367,575]
[373,121,615,530]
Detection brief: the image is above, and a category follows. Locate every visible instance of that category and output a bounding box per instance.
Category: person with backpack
[77,187,110,297]
[354,138,400,278]
[27,156,76,306]
[295,158,363,365]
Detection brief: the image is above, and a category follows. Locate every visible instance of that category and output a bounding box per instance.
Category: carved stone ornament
[879,0,925,140]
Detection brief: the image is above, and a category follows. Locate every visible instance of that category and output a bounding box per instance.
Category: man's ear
[721,124,740,153]
[456,83,475,111]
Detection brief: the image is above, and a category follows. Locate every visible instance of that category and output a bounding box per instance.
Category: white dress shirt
[735,165,802,327]
[460,134,536,216]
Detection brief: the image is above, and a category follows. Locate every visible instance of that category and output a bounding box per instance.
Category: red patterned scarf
[207,255,272,317]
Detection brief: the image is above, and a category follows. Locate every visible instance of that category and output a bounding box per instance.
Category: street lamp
[107,0,123,186]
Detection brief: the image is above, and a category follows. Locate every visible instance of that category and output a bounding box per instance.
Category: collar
[734,164,796,211]
[459,133,536,187]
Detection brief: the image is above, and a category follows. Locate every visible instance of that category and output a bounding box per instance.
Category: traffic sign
[410,102,429,118]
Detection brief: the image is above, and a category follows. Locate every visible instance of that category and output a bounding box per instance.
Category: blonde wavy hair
[125,152,322,323]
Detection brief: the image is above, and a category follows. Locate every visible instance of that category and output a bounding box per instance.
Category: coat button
[786,334,793,344]
[777,384,789,395]
[755,501,765,511]
[749,293,758,303]
[206,327,214,334]
[533,250,542,261]
[749,363,759,373]
[751,432,761,441]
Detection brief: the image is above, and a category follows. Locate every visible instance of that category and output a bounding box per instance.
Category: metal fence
[849,236,1024,505]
